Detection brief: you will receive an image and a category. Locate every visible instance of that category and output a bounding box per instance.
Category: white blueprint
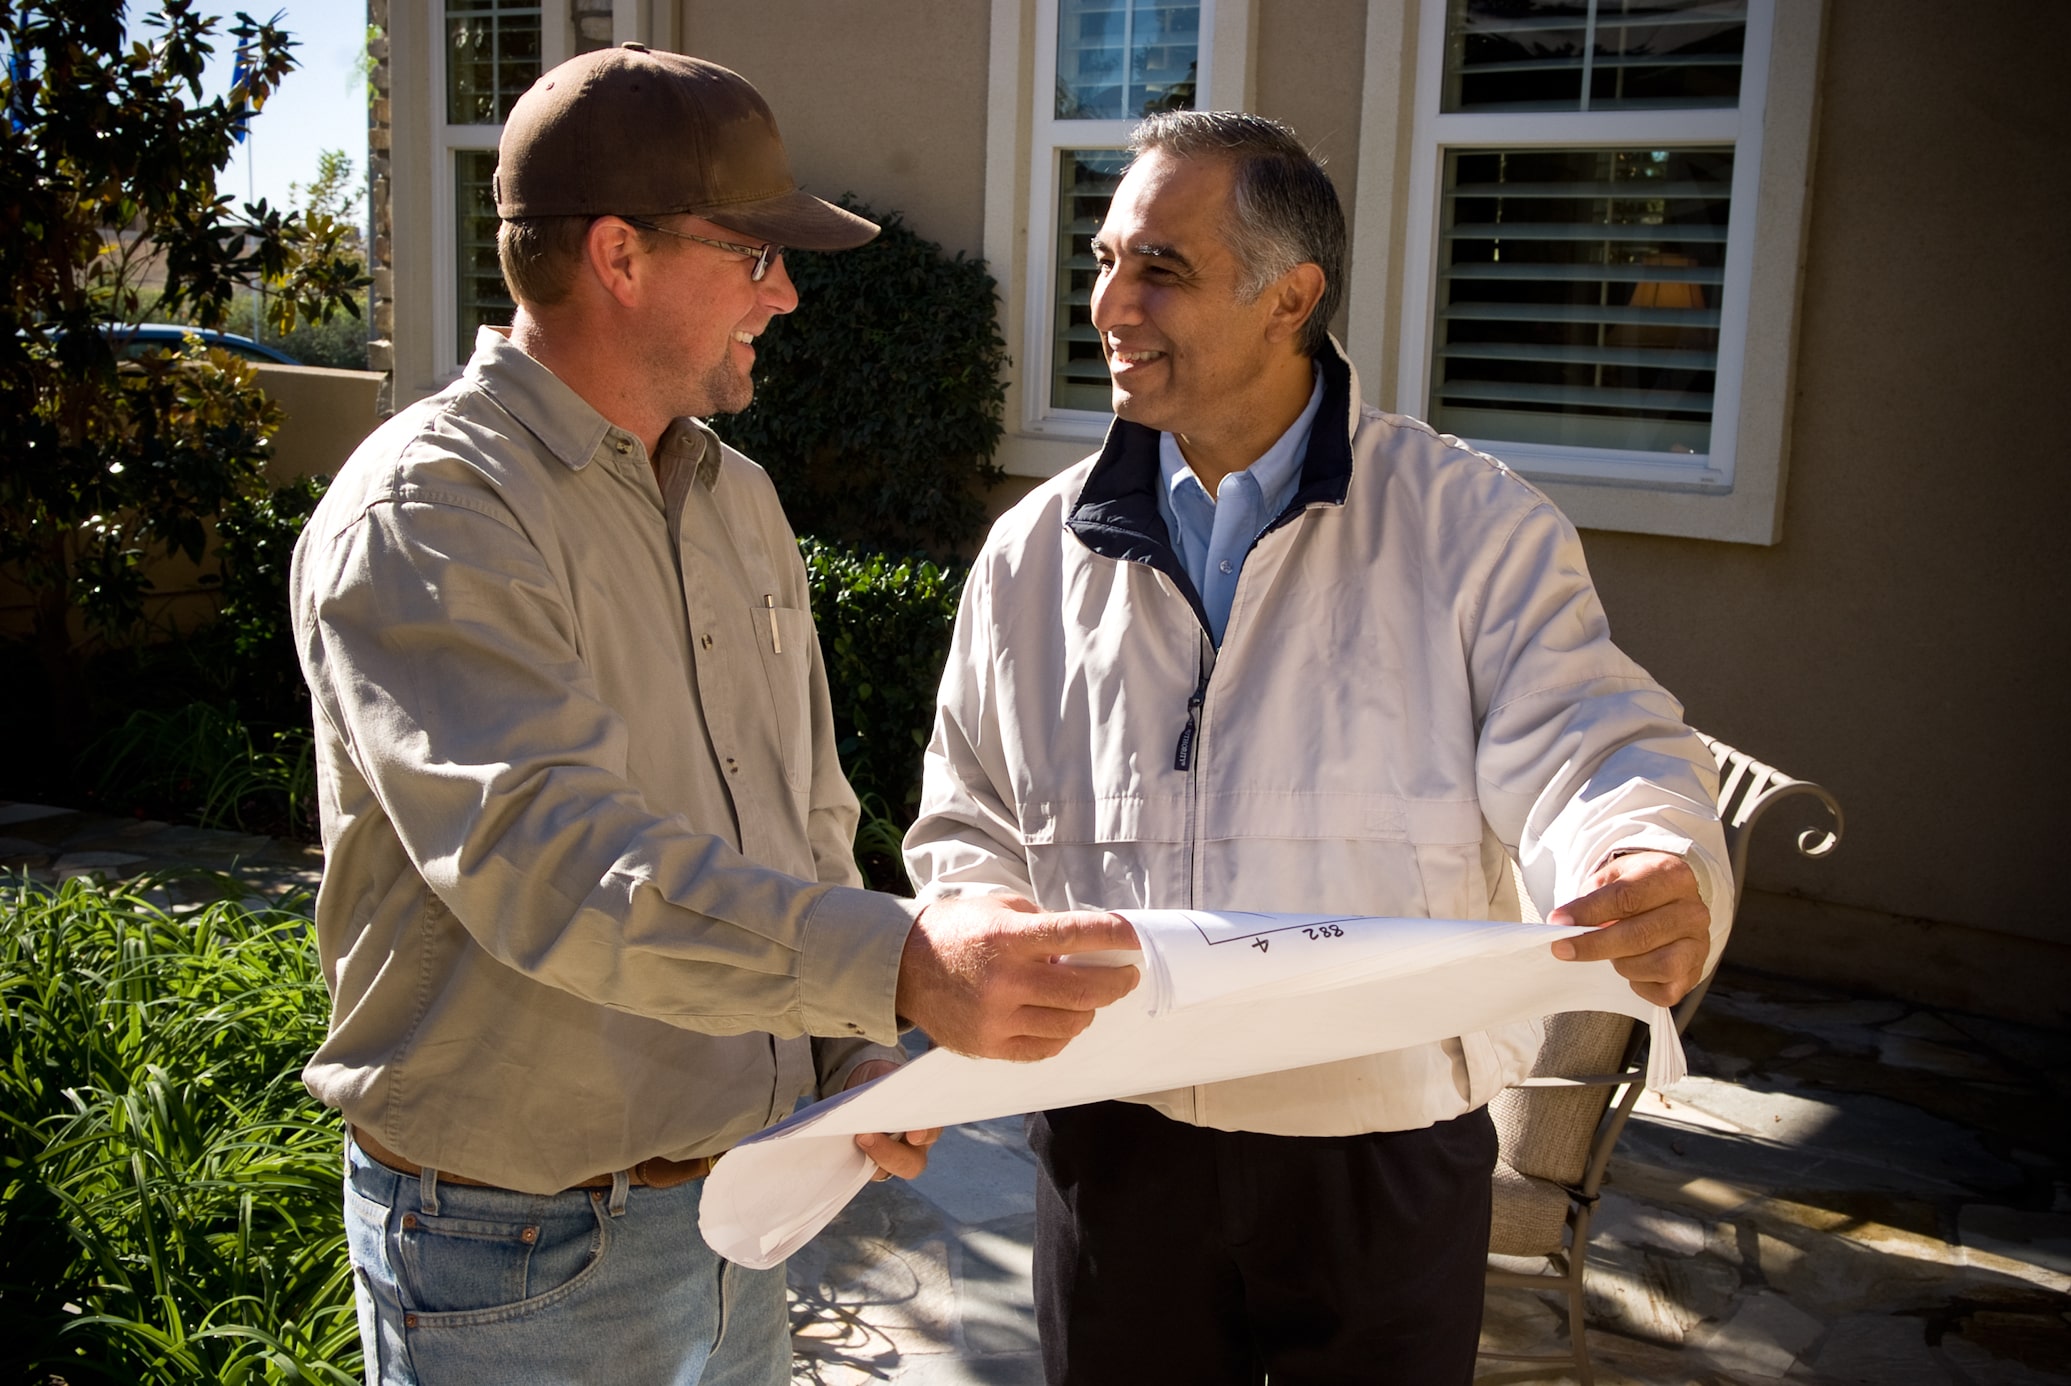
[700,910,1681,1269]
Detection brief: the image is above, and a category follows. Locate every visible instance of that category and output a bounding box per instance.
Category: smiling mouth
[1108,347,1164,367]
[733,331,756,345]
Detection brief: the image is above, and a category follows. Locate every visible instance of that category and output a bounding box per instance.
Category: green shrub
[212,290,370,370]
[216,474,329,731]
[82,703,314,839]
[802,538,968,889]
[61,476,326,838]
[711,199,1007,553]
[0,876,358,1383]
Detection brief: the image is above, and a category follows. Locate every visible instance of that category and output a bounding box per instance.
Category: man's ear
[583,216,645,309]
[1264,262,1327,346]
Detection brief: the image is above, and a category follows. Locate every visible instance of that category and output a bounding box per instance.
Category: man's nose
[1090,265,1131,334]
[759,252,800,315]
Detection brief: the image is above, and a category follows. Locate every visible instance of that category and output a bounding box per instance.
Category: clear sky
[127,2,372,227]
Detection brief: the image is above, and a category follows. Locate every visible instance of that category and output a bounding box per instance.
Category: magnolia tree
[0,0,365,742]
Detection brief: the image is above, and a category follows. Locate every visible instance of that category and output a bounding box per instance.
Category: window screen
[446,0,542,125]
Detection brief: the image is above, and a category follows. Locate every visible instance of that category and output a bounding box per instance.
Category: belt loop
[419,1165,441,1217]
[608,1168,630,1218]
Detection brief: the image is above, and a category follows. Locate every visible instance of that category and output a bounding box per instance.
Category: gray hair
[1126,111,1346,358]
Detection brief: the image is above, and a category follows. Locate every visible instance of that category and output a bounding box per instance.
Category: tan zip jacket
[292,329,913,1192]
[906,348,1728,1135]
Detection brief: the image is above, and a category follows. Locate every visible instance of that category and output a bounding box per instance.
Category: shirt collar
[465,326,714,483]
[1156,366,1326,514]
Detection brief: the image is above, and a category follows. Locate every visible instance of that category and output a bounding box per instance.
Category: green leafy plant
[82,703,314,839]
[215,474,329,732]
[70,463,326,831]
[0,1,367,752]
[205,149,371,368]
[0,875,359,1383]
[711,200,1008,553]
[801,538,969,890]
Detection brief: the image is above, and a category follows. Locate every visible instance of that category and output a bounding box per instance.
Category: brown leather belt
[350,1127,717,1192]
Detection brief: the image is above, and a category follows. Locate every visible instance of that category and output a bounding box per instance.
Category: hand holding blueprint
[700,910,1682,1269]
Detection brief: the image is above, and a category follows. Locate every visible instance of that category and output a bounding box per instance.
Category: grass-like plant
[0,874,358,1383]
[83,705,316,839]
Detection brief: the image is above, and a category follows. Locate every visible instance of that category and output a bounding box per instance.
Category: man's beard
[699,353,753,418]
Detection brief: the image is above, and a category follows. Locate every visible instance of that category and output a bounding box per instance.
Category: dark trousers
[1029,1100,1497,1386]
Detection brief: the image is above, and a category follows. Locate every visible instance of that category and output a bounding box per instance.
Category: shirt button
[700,634,713,650]
[614,438,630,454]
[1218,559,1234,574]
[725,758,739,774]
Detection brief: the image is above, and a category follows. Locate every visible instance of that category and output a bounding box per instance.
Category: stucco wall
[251,365,387,484]
[678,0,993,258]
[1574,1,2071,1019]
[1254,0,1367,346]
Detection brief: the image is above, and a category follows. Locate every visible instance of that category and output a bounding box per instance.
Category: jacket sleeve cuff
[798,886,920,1048]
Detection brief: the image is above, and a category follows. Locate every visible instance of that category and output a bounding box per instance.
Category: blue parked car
[108,324,300,364]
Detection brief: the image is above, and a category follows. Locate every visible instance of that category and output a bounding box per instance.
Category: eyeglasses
[620,217,784,282]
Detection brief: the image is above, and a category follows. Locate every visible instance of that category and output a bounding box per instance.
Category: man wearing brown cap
[291,45,1138,1385]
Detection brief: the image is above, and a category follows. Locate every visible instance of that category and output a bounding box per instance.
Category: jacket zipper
[1175,633,1217,908]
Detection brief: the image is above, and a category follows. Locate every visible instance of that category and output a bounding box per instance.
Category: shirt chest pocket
[752,601,816,793]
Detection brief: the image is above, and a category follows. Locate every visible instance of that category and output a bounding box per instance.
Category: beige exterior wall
[1253,0,1367,349]
[677,1,993,259]
[251,365,388,484]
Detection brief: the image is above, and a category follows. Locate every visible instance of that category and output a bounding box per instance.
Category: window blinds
[1429,0,1746,456]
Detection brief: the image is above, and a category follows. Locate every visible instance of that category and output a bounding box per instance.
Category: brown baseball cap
[493,43,878,251]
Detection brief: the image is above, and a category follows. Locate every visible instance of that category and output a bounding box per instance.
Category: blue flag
[6,46,30,134]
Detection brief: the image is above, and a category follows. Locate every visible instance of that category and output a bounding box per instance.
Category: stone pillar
[366,0,395,418]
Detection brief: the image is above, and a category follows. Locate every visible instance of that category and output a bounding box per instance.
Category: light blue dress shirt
[1155,370,1326,645]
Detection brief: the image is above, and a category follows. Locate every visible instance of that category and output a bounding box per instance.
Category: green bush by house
[803,539,968,891]
[710,197,1008,554]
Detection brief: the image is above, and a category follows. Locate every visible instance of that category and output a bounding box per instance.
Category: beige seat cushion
[1489,1158,1575,1256]
[1485,1011,1638,1254]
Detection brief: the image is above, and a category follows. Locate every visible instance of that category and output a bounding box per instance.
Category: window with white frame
[1026,0,1212,428]
[1398,0,1770,493]
[430,0,643,377]
[441,0,543,367]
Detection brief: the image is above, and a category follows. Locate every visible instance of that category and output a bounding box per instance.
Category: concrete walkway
[7,801,2067,1384]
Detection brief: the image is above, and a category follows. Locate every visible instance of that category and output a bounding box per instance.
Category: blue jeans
[345,1137,790,1386]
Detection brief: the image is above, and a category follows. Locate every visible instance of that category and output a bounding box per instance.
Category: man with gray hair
[292,44,1139,1385]
[905,111,1728,1382]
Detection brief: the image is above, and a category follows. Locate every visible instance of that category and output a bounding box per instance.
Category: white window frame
[428,0,657,383]
[1371,0,1822,544]
[986,0,1255,477]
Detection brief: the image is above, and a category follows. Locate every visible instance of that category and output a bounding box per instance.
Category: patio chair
[1479,733,1843,1384]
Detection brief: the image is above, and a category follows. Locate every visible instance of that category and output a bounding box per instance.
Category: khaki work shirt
[291,328,913,1193]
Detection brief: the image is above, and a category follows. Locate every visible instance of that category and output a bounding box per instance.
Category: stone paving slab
[0,799,323,903]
